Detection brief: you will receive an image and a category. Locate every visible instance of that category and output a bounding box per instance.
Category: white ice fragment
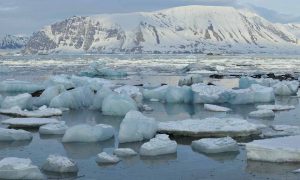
[113,148,137,157]
[165,86,193,103]
[191,137,238,153]
[248,109,275,118]
[1,93,31,109]
[102,94,138,116]
[2,118,59,128]
[257,105,295,111]
[0,128,32,141]
[143,85,169,101]
[96,152,120,164]
[0,106,62,117]
[0,80,44,93]
[140,134,177,156]
[114,85,143,103]
[39,121,68,135]
[33,85,66,107]
[273,81,299,96]
[204,104,231,112]
[42,155,78,173]
[262,125,300,138]
[192,83,228,104]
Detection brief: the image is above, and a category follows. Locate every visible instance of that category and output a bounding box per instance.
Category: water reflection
[0,140,31,150]
[140,153,177,165]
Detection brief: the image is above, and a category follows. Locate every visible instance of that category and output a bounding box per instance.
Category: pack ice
[42,155,78,173]
[140,134,177,156]
[118,111,158,143]
[1,93,31,109]
[0,106,62,117]
[39,121,68,135]
[191,137,238,154]
[0,157,44,179]
[246,135,300,162]
[2,118,59,128]
[0,128,32,141]
[96,152,120,164]
[62,124,114,143]
[158,118,263,137]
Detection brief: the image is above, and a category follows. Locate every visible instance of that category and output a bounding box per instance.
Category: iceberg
[248,109,275,118]
[118,111,158,143]
[113,148,137,157]
[165,86,193,104]
[192,83,229,104]
[191,137,238,153]
[70,75,115,89]
[44,75,75,89]
[96,152,120,164]
[102,94,138,116]
[0,80,44,93]
[0,157,44,179]
[0,106,62,117]
[32,85,66,107]
[273,81,299,96]
[143,85,169,102]
[239,77,278,89]
[204,104,231,112]
[246,135,300,162]
[256,105,295,111]
[42,155,78,173]
[178,74,203,86]
[114,85,143,104]
[90,87,114,110]
[140,134,177,156]
[158,118,263,137]
[2,118,59,128]
[1,93,31,109]
[80,62,127,77]
[39,121,68,135]
[0,128,32,141]
[62,124,114,143]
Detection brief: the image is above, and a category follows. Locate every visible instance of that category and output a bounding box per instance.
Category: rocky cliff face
[0,35,29,50]
[24,5,300,54]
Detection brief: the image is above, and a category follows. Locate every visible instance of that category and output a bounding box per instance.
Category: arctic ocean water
[0,54,300,180]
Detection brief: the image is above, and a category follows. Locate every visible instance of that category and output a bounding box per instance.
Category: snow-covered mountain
[24,5,300,54]
[0,35,29,50]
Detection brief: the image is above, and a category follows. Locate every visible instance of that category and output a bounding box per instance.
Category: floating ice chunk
[257,105,295,111]
[0,157,44,179]
[90,87,114,110]
[165,86,193,103]
[246,135,300,162]
[33,85,66,107]
[1,93,31,109]
[102,94,138,116]
[250,84,275,103]
[118,111,158,143]
[178,74,203,86]
[249,109,275,118]
[0,80,44,93]
[262,125,300,138]
[158,118,263,137]
[143,85,169,101]
[45,75,75,89]
[204,104,231,112]
[141,104,153,111]
[0,106,62,117]
[70,75,115,89]
[62,124,114,143]
[192,83,229,104]
[80,62,127,77]
[113,148,137,157]
[191,137,238,153]
[0,128,32,141]
[273,81,299,96]
[39,121,68,135]
[2,118,59,128]
[50,86,95,109]
[239,77,278,89]
[42,155,78,173]
[293,169,300,173]
[96,152,120,164]
[114,85,143,103]
[140,134,177,156]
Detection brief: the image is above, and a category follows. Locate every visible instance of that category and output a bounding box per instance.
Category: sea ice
[39,121,68,135]
[0,128,32,141]
[42,155,78,173]
[118,111,158,143]
[62,124,114,143]
[0,157,44,179]
[248,109,275,118]
[0,106,62,117]
[2,118,59,128]
[246,135,300,162]
[102,94,138,116]
[191,137,238,153]
[158,118,263,137]
[140,134,177,156]
[113,148,137,157]
[96,152,120,164]
[0,80,44,93]
[1,93,31,109]
[204,104,231,112]
[256,105,295,111]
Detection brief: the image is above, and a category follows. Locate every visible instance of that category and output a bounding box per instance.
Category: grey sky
[0,0,299,36]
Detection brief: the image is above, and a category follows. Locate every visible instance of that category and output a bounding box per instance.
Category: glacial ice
[158,118,263,137]
[192,83,229,104]
[62,124,114,143]
[0,157,44,179]
[102,94,138,116]
[204,104,231,112]
[239,77,278,89]
[80,62,127,77]
[143,85,169,101]
[0,80,44,93]
[39,121,68,135]
[140,134,177,156]
[165,86,193,103]
[246,135,300,162]
[1,93,32,109]
[256,104,295,111]
[0,106,62,117]
[96,152,120,164]
[42,155,78,173]
[2,118,59,128]
[248,109,275,118]
[32,85,66,107]
[44,75,75,89]
[0,128,32,141]
[113,148,137,157]
[191,137,238,153]
[114,85,143,103]
[178,74,203,86]
[273,81,299,96]
[90,87,114,110]
[118,111,158,143]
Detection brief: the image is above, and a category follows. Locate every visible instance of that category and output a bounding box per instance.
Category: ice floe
[113,148,137,157]
[102,94,138,116]
[158,118,263,137]
[256,105,295,111]
[2,118,59,128]
[0,80,44,93]
[248,109,275,118]
[0,128,32,141]
[96,152,120,164]
[140,134,177,156]
[204,104,231,112]
[262,125,300,138]
[191,137,238,153]
[0,106,62,117]
[0,157,44,179]
[42,155,78,173]
[246,135,300,162]
[62,124,114,143]
[39,121,68,135]
[1,93,31,109]
[118,111,158,143]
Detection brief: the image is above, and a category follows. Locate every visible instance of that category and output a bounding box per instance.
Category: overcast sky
[0,0,299,36]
